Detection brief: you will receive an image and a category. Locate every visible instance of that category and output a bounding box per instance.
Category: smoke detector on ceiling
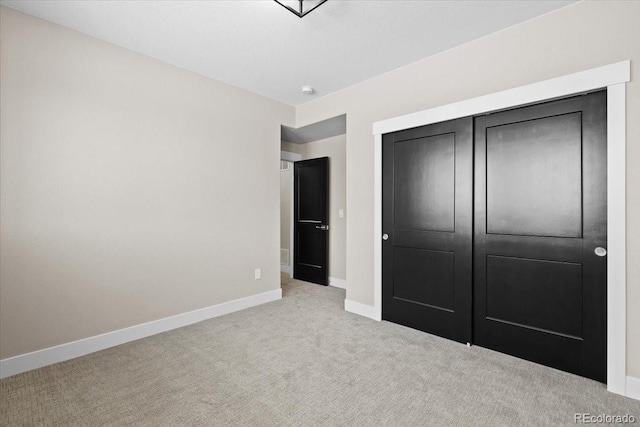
[301,86,315,95]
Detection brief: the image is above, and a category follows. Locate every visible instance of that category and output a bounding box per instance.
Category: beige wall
[281,141,304,156]
[0,7,294,359]
[295,1,640,376]
[281,136,347,280]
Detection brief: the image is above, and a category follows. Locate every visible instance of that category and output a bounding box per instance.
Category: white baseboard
[0,288,282,379]
[627,376,640,401]
[280,265,292,275]
[344,299,380,321]
[328,277,347,289]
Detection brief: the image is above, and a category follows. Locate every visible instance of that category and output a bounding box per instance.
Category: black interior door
[382,117,473,343]
[294,157,329,285]
[473,91,607,382]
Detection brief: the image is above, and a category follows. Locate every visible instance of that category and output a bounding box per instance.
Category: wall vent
[280,248,290,265]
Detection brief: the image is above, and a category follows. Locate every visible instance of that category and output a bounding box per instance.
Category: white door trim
[369,61,631,397]
[290,160,295,276]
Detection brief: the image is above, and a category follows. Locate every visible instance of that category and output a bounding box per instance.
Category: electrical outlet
[254,268,261,280]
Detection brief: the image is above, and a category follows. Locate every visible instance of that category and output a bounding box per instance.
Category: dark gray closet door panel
[393,247,455,311]
[393,133,455,232]
[474,91,607,382]
[486,113,583,238]
[382,117,473,344]
[485,255,584,338]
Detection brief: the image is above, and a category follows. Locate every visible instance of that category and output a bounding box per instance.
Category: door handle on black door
[315,225,329,231]
[594,247,607,257]
[382,233,389,241]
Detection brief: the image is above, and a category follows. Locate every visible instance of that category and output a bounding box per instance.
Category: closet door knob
[594,247,607,257]
[382,234,389,241]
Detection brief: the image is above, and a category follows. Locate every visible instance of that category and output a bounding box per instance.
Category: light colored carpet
[2,274,639,426]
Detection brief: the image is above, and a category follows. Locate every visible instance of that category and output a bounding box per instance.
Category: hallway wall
[0,6,294,360]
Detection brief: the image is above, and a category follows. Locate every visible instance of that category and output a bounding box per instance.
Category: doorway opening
[280,114,347,289]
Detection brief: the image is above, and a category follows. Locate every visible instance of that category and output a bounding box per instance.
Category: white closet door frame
[370,61,630,397]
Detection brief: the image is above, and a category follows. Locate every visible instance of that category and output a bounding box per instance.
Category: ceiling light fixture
[274,0,327,18]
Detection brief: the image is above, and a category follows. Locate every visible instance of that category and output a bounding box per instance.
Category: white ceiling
[2,0,576,106]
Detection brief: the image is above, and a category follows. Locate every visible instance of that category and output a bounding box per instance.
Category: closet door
[473,91,607,381]
[382,117,473,343]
